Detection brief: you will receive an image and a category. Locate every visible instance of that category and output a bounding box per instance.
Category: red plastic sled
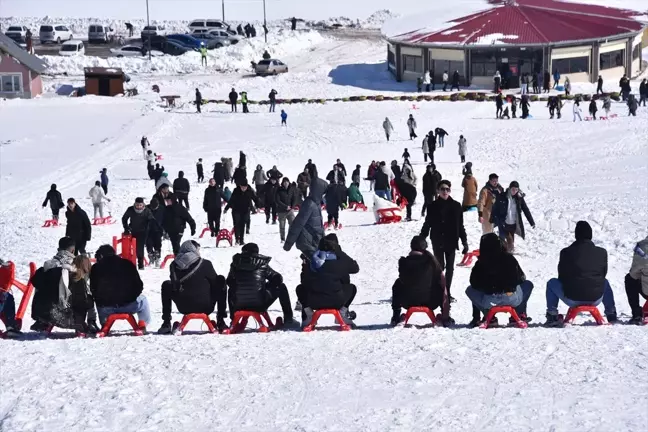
[199,227,211,238]
[42,219,60,228]
[92,216,116,226]
[174,313,216,335]
[403,306,438,326]
[457,250,480,267]
[0,261,36,332]
[216,228,235,247]
[223,311,281,334]
[160,254,175,269]
[302,309,350,332]
[349,202,367,211]
[97,313,146,337]
[562,305,607,325]
[480,306,528,329]
[376,208,402,224]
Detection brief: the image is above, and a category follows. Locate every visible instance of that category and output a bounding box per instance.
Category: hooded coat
[42,185,64,210]
[212,162,225,187]
[227,251,281,310]
[65,206,92,242]
[396,250,447,310]
[89,185,109,205]
[283,178,326,256]
[306,247,359,309]
[461,174,478,208]
[253,166,268,186]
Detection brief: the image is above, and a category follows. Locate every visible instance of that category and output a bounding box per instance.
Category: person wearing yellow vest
[241,91,249,113]
[199,42,207,66]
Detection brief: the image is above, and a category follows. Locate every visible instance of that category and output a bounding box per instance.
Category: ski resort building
[0,32,46,99]
[384,0,646,87]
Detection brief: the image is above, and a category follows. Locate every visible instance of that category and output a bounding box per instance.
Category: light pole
[222,0,225,21]
[146,0,151,61]
[263,0,267,43]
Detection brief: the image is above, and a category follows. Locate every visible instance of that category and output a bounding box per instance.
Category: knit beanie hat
[410,236,428,252]
[135,197,144,204]
[575,221,593,241]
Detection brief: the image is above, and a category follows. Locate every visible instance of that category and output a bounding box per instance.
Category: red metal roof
[394,0,644,46]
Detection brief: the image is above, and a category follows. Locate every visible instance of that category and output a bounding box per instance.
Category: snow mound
[362,10,400,29]
[41,29,327,76]
[308,9,399,30]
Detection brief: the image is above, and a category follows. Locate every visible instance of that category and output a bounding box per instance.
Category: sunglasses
[439,187,451,192]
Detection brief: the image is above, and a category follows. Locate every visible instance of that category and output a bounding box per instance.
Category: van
[188,19,228,32]
[88,24,115,43]
[39,24,73,44]
[59,40,85,56]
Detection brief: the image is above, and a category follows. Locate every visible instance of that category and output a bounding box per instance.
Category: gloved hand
[462,243,469,255]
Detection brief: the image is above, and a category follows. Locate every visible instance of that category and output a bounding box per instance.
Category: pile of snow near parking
[41,29,327,76]
[309,10,399,29]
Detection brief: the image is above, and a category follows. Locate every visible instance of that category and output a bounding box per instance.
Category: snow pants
[161,276,226,321]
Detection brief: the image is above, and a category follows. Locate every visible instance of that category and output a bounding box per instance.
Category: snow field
[0,94,647,431]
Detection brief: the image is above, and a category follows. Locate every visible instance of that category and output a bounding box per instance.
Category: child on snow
[402,148,411,163]
[458,135,467,163]
[281,110,288,126]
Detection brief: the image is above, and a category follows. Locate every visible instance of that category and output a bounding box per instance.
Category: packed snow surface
[1,71,647,431]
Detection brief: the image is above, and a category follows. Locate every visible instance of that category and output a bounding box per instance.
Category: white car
[224,28,243,44]
[59,40,85,56]
[88,24,115,43]
[110,45,164,57]
[255,59,289,76]
[5,26,29,43]
[39,24,73,44]
[188,19,229,32]
[141,25,167,39]
[207,30,234,47]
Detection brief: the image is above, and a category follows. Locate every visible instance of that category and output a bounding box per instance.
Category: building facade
[385,0,645,87]
[0,32,46,98]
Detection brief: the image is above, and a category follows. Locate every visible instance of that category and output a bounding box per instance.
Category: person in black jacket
[420,180,468,302]
[233,165,247,187]
[196,158,204,183]
[195,88,202,113]
[390,160,401,181]
[304,159,318,180]
[490,181,535,253]
[390,236,452,326]
[65,198,91,255]
[421,164,442,217]
[335,159,347,178]
[465,233,534,327]
[276,178,297,242]
[203,178,228,237]
[227,243,294,323]
[90,245,151,326]
[173,171,191,209]
[351,164,361,184]
[146,198,164,266]
[297,234,358,327]
[263,177,279,224]
[238,151,247,171]
[545,221,617,326]
[122,197,158,269]
[224,181,257,245]
[212,162,225,189]
[229,88,238,112]
[160,197,196,255]
[158,240,228,333]
[434,127,448,148]
[42,184,65,221]
[451,70,460,91]
[266,165,282,180]
[324,179,342,229]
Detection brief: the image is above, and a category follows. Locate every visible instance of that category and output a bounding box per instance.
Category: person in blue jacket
[281,109,288,126]
[553,69,561,89]
[100,168,109,195]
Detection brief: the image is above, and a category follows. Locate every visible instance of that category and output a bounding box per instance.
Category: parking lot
[33,38,142,58]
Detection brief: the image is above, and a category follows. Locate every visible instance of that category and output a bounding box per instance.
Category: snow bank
[41,29,327,76]
[309,10,400,30]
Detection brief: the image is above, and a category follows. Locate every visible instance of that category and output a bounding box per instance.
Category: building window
[632,44,641,60]
[403,55,423,73]
[471,60,497,76]
[600,49,624,70]
[0,74,22,93]
[388,49,395,66]
[552,56,589,74]
[431,59,464,83]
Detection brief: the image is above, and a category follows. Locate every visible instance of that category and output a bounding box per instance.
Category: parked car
[224,28,243,44]
[110,44,163,57]
[88,24,115,43]
[255,59,289,76]
[141,25,167,39]
[207,30,234,48]
[191,33,228,49]
[146,38,192,56]
[59,40,85,56]
[5,26,29,43]
[39,24,73,44]
[165,34,203,50]
[188,19,229,32]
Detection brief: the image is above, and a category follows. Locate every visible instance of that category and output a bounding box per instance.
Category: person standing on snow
[423,70,431,92]
[596,75,604,94]
[241,91,249,113]
[639,78,647,107]
[199,42,207,66]
[140,136,150,159]
[490,181,535,253]
[564,77,571,96]
[628,94,638,116]
[420,180,468,302]
[461,164,478,211]
[573,100,583,122]
[442,71,449,91]
[434,127,448,148]
[203,178,228,237]
[196,158,204,183]
[89,181,111,219]
[373,162,392,201]
[100,168,109,195]
[520,95,531,119]
[602,96,612,116]
[619,74,631,102]
[493,70,502,93]
[281,109,288,126]
[42,184,65,221]
[224,181,257,245]
[146,198,164,266]
[122,197,158,269]
[173,171,191,209]
[397,160,417,221]
[543,70,551,93]
[268,89,277,113]
[451,71,460,91]
[304,159,318,180]
[229,88,238,112]
[407,114,417,140]
[297,168,311,200]
[457,135,467,163]
[324,180,342,229]
[477,173,503,234]
[263,177,280,225]
[553,69,560,89]
[351,164,361,184]
[65,198,92,256]
[383,117,394,141]
[253,164,268,202]
[421,163,441,217]
[422,134,430,163]
[588,99,598,120]
[195,88,202,113]
[496,93,504,118]
[160,194,196,255]
[276,178,297,242]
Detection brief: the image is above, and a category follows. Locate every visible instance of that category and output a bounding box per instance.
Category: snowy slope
[0,90,647,431]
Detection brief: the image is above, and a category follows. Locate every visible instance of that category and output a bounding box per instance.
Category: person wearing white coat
[407,115,417,140]
[422,134,430,162]
[458,135,467,163]
[423,70,431,92]
[442,71,449,91]
[573,101,582,122]
[382,117,394,141]
[89,181,111,218]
